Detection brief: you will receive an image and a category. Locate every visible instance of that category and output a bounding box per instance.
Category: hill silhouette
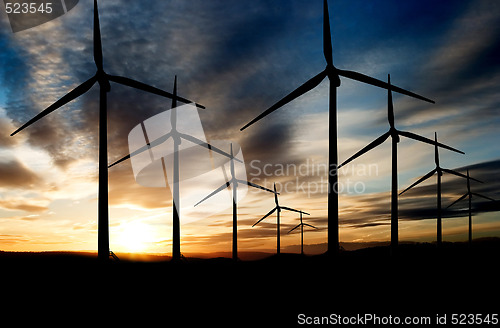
[1,238,498,326]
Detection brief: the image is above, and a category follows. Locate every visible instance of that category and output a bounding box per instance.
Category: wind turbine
[399,132,467,246]
[194,144,277,261]
[288,211,317,255]
[252,183,310,255]
[447,169,495,246]
[240,0,434,255]
[9,0,203,261]
[338,75,464,254]
[109,76,234,262]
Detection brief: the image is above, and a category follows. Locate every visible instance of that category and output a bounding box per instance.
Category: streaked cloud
[0,158,42,188]
[0,0,498,253]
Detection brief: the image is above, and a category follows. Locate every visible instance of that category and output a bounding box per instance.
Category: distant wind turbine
[194,143,276,261]
[399,132,467,246]
[252,183,310,255]
[9,0,203,261]
[240,0,434,256]
[109,76,234,262]
[288,211,317,255]
[447,169,495,245]
[338,75,464,254]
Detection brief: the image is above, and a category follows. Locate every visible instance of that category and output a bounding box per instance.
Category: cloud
[0,158,42,188]
[108,164,172,210]
[0,234,30,245]
[0,0,499,251]
[339,159,500,229]
[0,200,48,213]
[2,0,325,170]
[2,0,499,168]
[0,112,19,147]
[390,0,500,141]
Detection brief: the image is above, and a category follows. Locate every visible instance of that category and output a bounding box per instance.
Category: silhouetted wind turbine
[447,169,495,246]
[10,0,203,261]
[399,132,467,246]
[252,183,310,255]
[240,0,434,255]
[194,144,276,261]
[109,76,234,262]
[288,211,317,255]
[338,75,464,254]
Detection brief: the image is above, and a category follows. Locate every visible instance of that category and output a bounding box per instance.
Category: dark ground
[1,239,499,326]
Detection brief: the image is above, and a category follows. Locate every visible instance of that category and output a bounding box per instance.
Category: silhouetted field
[2,239,498,326]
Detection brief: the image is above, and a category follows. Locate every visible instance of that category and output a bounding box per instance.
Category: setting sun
[117,221,155,253]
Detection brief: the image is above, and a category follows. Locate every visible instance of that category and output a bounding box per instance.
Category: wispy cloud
[0,0,498,252]
[0,158,42,188]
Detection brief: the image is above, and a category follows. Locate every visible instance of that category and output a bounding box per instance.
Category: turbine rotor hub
[96,70,111,92]
[327,66,341,87]
[390,129,400,143]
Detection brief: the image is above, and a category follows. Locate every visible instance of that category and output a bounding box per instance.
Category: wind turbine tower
[241,0,435,255]
[10,0,202,261]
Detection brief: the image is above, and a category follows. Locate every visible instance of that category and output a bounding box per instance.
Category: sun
[118,221,154,253]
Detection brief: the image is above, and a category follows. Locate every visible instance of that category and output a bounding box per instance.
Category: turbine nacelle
[387,75,400,143]
[399,132,468,197]
[390,127,400,143]
[323,0,340,87]
[240,1,434,132]
[447,169,494,210]
[172,134,182,145]
[9,0,206,261]
[327,67,342,87]
[252,182,303,228]
[96,70,111,92]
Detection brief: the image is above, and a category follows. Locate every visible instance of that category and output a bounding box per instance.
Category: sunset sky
[0,0,499,256]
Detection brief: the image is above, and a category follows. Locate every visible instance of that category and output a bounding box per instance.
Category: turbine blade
[399,169,437,196]
[288,224,302,234]
[281,207,310,215]
[397,130,464,154]
[323,0,333,67]
[172,75,177,109]
[447,193,469,209]
[336,69,434,103]
[11,76,97,136]
[240,70,328,131]
[471,193,495,202]
[303,223,318,229]
[110,128,237,170]
[179,133,242,162]
[238,180,276,194]
[338,131,390,168]
[107,75,205,109]
[387,75,395,129]
[194,182,231,207]
[108,154,130,168]
[253,208,277,227]
[108,132,172,168]
[94,0,103,70]
[434,132,440,167]
[441,168,482,183]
